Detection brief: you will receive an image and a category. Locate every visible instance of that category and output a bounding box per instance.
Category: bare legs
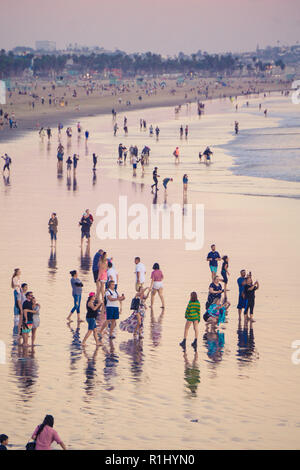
[151,288,165,309]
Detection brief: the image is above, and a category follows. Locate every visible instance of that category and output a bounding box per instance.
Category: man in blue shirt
[207,244,221,281]
[237,269,247,317]
[92,249,103,300]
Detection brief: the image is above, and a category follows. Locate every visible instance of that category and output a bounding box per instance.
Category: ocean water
[0,94,300,450]
[225,96,300,184]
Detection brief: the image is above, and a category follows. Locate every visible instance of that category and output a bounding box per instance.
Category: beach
[0,92,300,450]
[0,76,290,143]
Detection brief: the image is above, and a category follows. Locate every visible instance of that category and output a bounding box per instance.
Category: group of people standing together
[179,244,259,351]
[66,251,165,347]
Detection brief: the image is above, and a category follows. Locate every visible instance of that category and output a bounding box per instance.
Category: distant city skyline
[1,0,300,55]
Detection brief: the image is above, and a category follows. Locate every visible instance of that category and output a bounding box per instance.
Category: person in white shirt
[107,261,118,290]
[134,257,146,292]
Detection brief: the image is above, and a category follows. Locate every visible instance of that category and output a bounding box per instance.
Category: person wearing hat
[81,293,101,346]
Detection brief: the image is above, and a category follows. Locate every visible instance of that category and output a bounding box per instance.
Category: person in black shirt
[244,276,259,321]
[151,167,159,192]
[82,293,101,346]
[22,292,35,346]
[206,276,224,310]
[79,213,92,248]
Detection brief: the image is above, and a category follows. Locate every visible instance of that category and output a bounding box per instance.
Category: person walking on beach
[185,125,189,139]
[183,174,188,191]
[31,415,66,450]
[79,212,92,248]
[135,257,146,291]
[163,177,173,194]
[66,156,72,172]
[237,269,247,317]
[48,213,58,247]
[173,147,180,163]
[16,282,28,338]
[243,276,259,322]
[221,255,230,297]
[81,293,101,346]
[150,263,165,309]
[99,281,125,339]
[46,127,52,139]
[151,167,159,192]
[179,291,200,351]
[235,121,239,135]
[180,125,183,138]
[132,154,138,177]
[92,153,98,170]
[67,270,83,323]
[11,268,21,334]
[73,154,79,171]
[207,244,221,281]
[2,154,12,174]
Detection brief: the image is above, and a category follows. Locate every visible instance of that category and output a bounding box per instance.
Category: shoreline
[0,79,291,144]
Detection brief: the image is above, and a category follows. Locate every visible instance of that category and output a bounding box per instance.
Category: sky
[0,0,300,55]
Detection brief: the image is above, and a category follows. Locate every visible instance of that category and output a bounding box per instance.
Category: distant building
[35,41,56,52]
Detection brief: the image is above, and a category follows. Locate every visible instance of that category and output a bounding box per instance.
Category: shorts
[153,281,163,290]
[210,266,218,273]
[81,232,90,239]
[237,296,247,310]
[86,317,97,330]
[93,270,99,282]
[106,306,119,320]
[133,164,137,169]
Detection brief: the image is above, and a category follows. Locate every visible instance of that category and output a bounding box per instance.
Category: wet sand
[0,94,299,449]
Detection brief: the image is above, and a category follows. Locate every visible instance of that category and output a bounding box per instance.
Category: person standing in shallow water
[207,244,221,281]
[48,213,58,247]
[67,270,84,323]
[180,292,200,351]
[150,263,165,309]
[81,292,101,346]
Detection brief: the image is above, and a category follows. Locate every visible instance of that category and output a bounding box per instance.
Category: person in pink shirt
[150,263,165,309]
[32,415,66,450]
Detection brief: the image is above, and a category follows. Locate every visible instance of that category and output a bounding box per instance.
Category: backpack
[104,289,117,306]
[130,297,140,311]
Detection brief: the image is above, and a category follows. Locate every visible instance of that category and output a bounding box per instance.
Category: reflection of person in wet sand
[237,317,258,362]
[150,308,164,347]
[183,349,200,395]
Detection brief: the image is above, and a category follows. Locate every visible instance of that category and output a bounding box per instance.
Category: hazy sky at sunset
[1,0,300,54]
